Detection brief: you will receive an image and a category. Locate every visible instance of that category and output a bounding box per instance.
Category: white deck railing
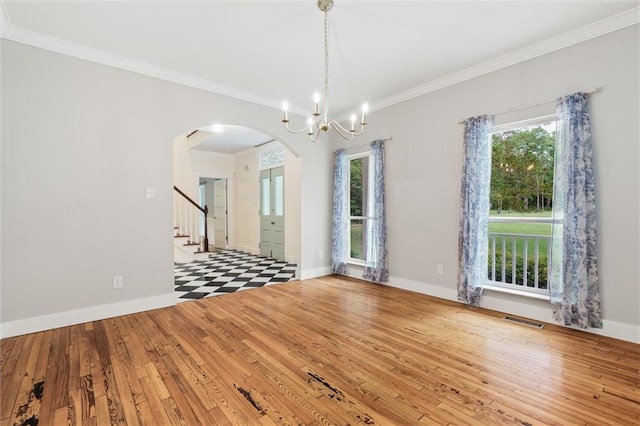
[487,216,555,296]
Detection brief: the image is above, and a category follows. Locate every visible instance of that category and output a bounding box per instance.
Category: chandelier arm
[309,130,322,143]
[328,120,354,141]
[284,121,314,134]
[330,119,367,138]
[349,125,367,137]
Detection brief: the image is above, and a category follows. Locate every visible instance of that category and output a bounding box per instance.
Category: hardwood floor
[1,276,639,425]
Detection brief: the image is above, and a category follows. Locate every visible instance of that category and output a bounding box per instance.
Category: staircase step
[174,244,209,262]
[177,241,205,255]
[175,234,189,238]
[192,251,211,261]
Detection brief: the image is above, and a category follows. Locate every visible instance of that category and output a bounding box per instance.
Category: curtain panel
[331,149,349,275]
[549,92,602,328]
[457,115,492,306]
[363,139,389,282]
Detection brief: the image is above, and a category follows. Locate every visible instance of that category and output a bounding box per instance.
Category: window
[348,153,370,262]
[487,115,557,296]
[273,175,284,216]
[260,177,270,215]
[260,149,285,170]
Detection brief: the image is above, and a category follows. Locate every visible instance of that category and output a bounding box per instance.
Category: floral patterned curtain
[363,140,389,282]
[331,149,349,275]
[549,92,601,328]
[457,115,492,306]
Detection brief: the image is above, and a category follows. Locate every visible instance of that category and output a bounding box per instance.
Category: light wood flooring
[1,276,639,425]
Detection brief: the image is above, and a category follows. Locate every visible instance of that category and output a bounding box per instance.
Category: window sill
[347,259,365,267]
[483,284,550,301]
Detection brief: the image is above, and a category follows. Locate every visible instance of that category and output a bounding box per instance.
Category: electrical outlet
[146,187,154,199]
[113,276,124,289]
[318,250,324,259]
[436,264,444,275]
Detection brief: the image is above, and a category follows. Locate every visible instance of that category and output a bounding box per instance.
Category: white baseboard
[381,275,459,302]
[379,275,639,344]
[300,266,332,280]
[0,293,176,339]
[480,289,640,343]
[235,245,259,255]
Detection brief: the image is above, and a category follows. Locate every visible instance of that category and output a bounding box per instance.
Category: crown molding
[0,9,281,111]
[0,1,11,30]
[1,5,638,116]
[370,7,640,113]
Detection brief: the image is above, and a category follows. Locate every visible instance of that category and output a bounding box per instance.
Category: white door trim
[193,170,236,251]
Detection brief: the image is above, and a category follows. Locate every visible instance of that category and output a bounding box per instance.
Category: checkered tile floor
[174,250,297,302]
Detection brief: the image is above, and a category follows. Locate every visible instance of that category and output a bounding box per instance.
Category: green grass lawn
[488,210,552,263]
[488,222,551,236]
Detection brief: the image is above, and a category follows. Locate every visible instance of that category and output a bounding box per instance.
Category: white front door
[213,179,228,249]
[260,166,285,260]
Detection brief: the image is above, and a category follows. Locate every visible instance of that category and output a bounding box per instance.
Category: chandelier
[281,0,368,142]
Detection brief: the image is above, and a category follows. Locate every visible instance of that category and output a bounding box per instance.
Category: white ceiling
[193,125,275,154]
[2,1,638,152]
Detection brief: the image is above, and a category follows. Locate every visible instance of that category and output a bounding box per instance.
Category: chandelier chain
[280,0,368,141]
[323,9,330,122]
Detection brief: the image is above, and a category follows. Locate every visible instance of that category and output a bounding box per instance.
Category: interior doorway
[199,177,228,251]
[175,127,300,267]
[212,179,228,249]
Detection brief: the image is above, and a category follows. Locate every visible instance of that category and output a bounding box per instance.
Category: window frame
[346,151,372,265]
[485,113,558,299]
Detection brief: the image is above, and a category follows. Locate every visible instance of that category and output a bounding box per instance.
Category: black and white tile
[174,250,297,302]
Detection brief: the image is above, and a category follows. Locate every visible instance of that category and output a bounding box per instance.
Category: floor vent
[504,316,544,329]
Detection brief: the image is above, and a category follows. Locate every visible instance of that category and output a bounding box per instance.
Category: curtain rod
[457,87,601,124]
[333,136,393,153]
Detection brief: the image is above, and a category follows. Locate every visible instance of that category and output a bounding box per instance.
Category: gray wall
[335,25,640,336]
[1,40,333,331]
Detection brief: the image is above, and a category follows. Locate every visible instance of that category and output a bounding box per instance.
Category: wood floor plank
[2,276,639,425]
[0,337,17,370]
[0,335,25,419]
[2,336,32,424]
[109,350,144,426]
[145,344,214,425]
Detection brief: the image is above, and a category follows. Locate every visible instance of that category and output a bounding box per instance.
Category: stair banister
[173,185,209,253]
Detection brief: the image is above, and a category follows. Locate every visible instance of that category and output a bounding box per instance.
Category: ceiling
[2,1,638,153]
[192,125,275,154]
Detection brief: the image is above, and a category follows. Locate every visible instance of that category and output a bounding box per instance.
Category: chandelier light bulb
[313,92,321,116]
[350,114,356,132]
[307,117,314,135]
[282,102,289,122]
